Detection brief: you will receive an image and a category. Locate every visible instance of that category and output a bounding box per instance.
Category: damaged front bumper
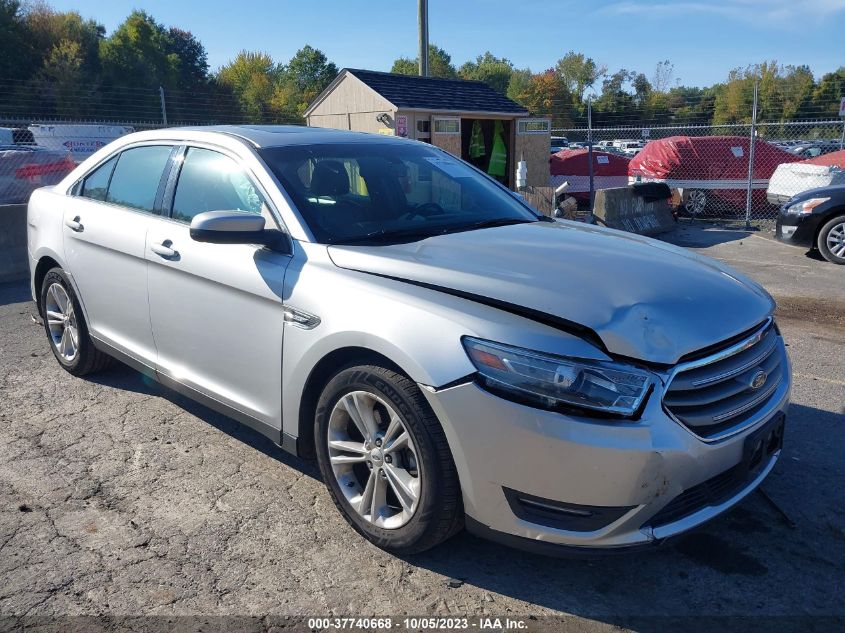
[420,372,789,553]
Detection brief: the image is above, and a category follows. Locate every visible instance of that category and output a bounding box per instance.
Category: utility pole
[418,0,429,77]
[744,79,758,231]
[586,96,594,223]
[159,86,168,125]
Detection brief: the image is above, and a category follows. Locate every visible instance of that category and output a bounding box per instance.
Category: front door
[145,146,290,430]
[62,144,172,363]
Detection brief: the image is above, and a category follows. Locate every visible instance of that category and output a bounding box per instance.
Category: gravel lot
[1,223,843,630]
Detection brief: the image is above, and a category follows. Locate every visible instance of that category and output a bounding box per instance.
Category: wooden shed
[304,68,551,190]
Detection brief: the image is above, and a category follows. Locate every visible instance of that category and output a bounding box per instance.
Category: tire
[817,215,845,265]
[40,268,111,376]
[314,365,463,554]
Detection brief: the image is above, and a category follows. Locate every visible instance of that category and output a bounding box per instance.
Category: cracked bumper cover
[420,377,790,551]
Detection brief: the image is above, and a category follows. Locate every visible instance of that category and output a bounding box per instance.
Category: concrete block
[593,187,676,236]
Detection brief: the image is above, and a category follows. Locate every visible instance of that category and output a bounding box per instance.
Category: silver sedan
[27,126,790,554]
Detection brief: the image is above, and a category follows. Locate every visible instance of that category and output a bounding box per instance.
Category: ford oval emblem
[749,369,767,390]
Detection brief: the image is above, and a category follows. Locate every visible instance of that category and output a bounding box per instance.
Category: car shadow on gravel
[85,362,321,482]
[661,222,753,249]
[400,402,844,622]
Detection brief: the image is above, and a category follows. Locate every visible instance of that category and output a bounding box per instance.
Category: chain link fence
[551,118,845,227]
[0,79,306,205]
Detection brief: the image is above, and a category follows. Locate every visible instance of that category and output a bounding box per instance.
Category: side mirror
[189,210,276,246]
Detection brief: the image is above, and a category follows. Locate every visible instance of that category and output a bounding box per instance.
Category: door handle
[65,216,83,232]
[150,240,179,260]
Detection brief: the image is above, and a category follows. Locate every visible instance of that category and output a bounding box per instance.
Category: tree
[23,1,104,78]
[99,10,179,89]
[507,69,572,126]
[632,72,651,106]
[810,68,845,118]
[0,0,36,81]
[166,27,208,87]
[217,50,280,121]
[281,45,337,99]
[38,38,86,117]
[555,51,605,104]
[506,68,532,104]
[458,52,513,94]
[594,68,635,115]
[712,61,818,125]
[651,60,675,93]
[390,44,456,78]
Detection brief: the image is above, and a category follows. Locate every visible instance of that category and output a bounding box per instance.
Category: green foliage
[506,69,572,127]
[712,62,820,125]
[216,45,338,122]
[458,52,513,94]
[0,0,37,81]
[100,10,180,89]
[555,51,605,104]
[217,51,280,121]
[390,44,456,78]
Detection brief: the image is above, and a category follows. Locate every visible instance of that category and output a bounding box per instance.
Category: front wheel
[817,215,845,264]
[314,365,463,554]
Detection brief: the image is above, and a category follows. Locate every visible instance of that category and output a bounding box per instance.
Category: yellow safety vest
[469,120,486,159]
[488,120,507,177]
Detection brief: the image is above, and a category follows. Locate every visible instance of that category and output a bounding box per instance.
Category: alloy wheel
[685,189,707,216]
[825,221,845,258]
[45,282,79,362]
[327,390,421,529]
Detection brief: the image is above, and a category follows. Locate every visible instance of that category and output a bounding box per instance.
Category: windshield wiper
[440,217,535,234]
[331,217,536,245]
[331,226,452,245]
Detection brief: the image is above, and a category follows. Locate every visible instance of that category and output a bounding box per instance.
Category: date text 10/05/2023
[307,617,530,630]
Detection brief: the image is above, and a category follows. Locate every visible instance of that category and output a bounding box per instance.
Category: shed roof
[306,68,529,117]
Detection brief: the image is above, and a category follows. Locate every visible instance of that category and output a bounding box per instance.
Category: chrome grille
[663,319,787,440]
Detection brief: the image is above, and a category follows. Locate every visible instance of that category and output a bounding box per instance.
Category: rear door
[63,144,173,363]
[145,145,290,430]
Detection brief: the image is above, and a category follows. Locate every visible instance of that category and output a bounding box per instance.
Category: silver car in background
[27,126,791,554]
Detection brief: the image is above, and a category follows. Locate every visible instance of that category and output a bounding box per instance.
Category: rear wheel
[314,365,463,554]
[40,268,111,375]
[818,215,845,264]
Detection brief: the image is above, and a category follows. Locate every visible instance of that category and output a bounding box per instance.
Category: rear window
[105,146,171,213]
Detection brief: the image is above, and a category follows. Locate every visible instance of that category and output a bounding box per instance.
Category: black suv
[776,184,845,264]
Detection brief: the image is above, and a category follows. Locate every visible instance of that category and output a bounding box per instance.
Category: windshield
[258,142,539,244]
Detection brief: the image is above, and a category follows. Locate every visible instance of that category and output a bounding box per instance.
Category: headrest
[311,161,350,197]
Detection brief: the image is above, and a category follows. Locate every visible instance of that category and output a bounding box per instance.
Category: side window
[106,146,172,213]
[171,148,267,223]
[79,156,118,201]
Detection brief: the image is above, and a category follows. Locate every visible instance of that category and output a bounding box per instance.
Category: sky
[47,0,845,88]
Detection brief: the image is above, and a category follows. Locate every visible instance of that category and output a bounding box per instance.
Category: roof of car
[171,124,405,148]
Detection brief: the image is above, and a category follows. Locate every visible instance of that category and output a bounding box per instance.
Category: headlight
[462,337,653,417]
[784,197,830,214]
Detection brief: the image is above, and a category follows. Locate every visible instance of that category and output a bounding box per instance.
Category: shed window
[433,118,460,135]
[517,119,550,135]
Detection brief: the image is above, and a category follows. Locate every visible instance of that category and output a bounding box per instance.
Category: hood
[328,221,775,365]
